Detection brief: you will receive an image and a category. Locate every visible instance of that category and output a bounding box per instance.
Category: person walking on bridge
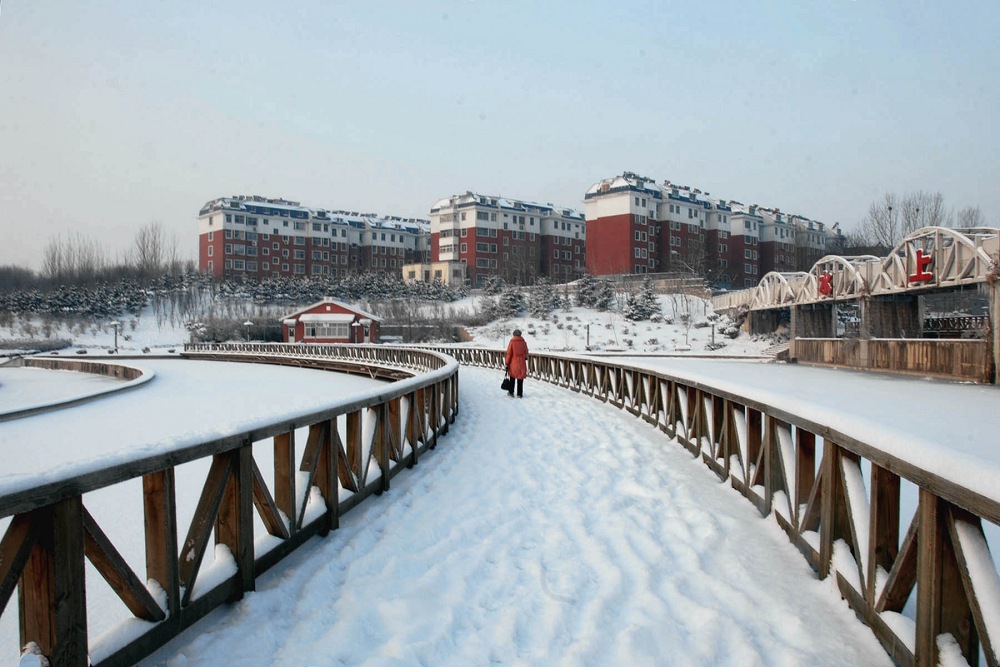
[505,328,528,398]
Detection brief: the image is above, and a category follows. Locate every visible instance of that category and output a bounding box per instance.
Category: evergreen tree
[593,280,615,312]
[527,279,558,318]
[497,287,525,318]
[575,274,598,308]
[483,274,505,296]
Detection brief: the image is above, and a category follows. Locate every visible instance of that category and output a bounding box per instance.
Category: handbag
[501,374,513,392]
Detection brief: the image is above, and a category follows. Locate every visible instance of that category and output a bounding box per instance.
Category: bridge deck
[133,364,892,666]
[6,357,997,664]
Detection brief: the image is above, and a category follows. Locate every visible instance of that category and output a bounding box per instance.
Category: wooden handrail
[0,344,459,667]
[438,345,1000,667]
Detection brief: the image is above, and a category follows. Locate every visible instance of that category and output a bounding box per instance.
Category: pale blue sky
[1,0,997,269]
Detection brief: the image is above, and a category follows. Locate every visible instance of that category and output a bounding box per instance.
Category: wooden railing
[792,337,992,383]
[0,344,459,667]
[442,345,1000,667]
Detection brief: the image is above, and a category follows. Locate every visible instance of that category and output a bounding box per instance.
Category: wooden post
[19,498,88,667]
[819,444,849,580]
[312,420,338,533]
[273,430,296,535]
[747,409,763,487]
[867,464,900,607]
[215,444,255,599]
[795,430,816,526]
[347,411,362,483]
[915,490,977,665]
[143,469,180,616]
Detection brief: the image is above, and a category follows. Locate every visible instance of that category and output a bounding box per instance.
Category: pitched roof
[280,298,383,322]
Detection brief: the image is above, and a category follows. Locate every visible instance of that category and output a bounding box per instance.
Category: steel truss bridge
[2,344,999,666]
[712,226,999,313]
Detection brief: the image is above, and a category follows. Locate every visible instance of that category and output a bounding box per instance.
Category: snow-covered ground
[0,366,131,416]
[0,293,778,357]
[136,365,891,666]
[4,297,993,665]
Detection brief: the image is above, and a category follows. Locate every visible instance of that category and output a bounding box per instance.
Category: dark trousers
[507,378,523,397]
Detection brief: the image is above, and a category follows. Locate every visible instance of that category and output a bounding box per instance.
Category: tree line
[844,191,987,255]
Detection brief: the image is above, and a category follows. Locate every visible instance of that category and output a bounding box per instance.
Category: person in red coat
[504,328,528,398]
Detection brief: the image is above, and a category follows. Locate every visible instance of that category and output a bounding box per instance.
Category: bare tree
[955,206,985,228]
[40,232,109,284]
[132,220,167,284]
[857,191,953,250]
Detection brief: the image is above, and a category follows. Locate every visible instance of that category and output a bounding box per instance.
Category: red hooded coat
[505,335,528,379]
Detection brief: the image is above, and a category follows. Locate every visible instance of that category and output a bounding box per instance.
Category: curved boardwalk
[142,365,890,666]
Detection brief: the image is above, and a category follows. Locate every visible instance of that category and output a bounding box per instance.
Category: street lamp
[243,320,253,343]
[109,321,120,354]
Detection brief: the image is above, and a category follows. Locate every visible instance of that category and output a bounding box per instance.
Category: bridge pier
[792,303,837,338]
[748,309,785,336]
[866,294,924,338]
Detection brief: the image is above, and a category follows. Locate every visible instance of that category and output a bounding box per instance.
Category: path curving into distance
[142,365,890,666]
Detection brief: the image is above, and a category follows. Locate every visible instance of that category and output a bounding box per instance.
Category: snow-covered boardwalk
[137,364,890,666]
[4,352,1000,665]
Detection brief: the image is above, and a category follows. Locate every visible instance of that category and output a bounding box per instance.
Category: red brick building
[281,299,382,344]
[198,196,430,281]
[584,172,843,289]
[428,192,585,287]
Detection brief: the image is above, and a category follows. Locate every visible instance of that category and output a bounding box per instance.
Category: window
[282,263,289,271]
[460,243,467,253]
[305,322,350,339]
[745,263,753,274]
[294,250,305,260]
[233,260,245,270]
[207,246,214,256]
[294,237,305,245]
[208,231,214,241]
[247,261,257,271]
[294,264,305,274]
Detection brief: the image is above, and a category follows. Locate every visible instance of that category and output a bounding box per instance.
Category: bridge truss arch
[799,255,880,304]
[751,271,806,310]
[871,226,998,296]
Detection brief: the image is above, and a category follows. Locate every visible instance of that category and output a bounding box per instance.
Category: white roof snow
[298,313,357,324]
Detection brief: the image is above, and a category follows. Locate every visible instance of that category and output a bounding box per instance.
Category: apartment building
[198,196,430,281]
[427,192,586,287]
[584,172,843,289]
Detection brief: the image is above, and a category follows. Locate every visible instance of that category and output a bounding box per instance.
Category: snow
[1,301,997,665]
[612,357,1000,509]
[0,366,142,417]
[0,360,388,500]
[133,366,890,666]
[462,298,775,357]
